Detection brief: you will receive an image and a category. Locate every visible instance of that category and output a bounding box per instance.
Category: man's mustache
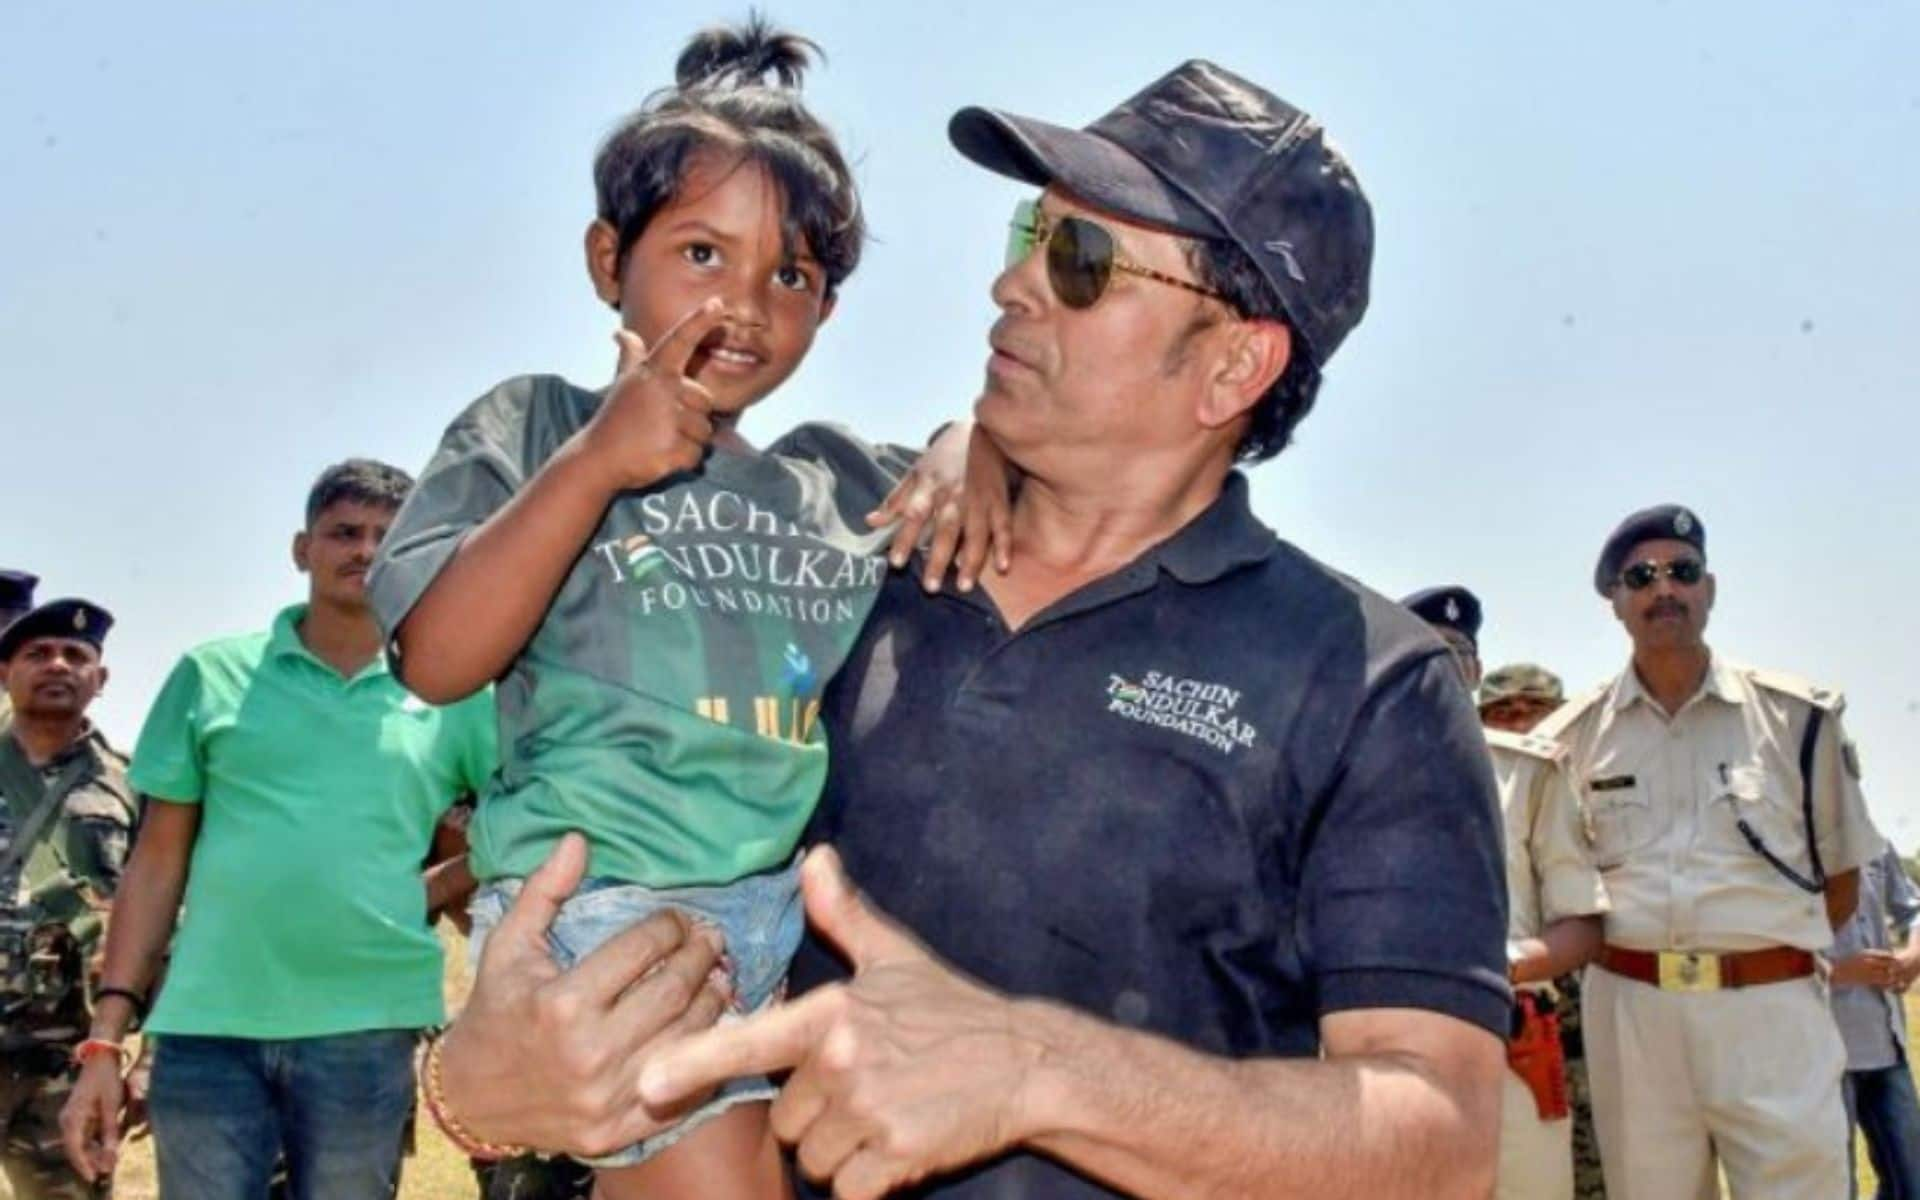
[1647,599,1689,620]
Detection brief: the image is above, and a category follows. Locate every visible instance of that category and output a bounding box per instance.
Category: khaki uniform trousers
[1585,967,1847,1200]
[1499,1068,1573,1200]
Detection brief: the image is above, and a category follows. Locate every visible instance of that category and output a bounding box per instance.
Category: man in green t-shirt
[59,460,497,1200]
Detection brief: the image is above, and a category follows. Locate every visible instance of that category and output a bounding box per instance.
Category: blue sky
[4,2,1917,840]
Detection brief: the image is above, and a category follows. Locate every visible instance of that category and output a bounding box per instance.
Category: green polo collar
[266,604,391,686]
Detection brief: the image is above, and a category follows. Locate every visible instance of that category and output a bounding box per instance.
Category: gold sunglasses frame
[1009,199,1233,308]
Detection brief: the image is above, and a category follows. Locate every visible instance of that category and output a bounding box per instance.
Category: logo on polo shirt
[1105,671,1258,755]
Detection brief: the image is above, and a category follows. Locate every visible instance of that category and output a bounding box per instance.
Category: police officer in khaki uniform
[1486,721,1607,1200]
[0,599,137,1199]
[1538,505,1883,1200]
[1404,599,1609,1200]
[1481,663,1610,1200]
[0,571,40,731]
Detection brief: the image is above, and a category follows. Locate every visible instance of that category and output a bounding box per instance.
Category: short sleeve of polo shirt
[367,377,541,642]
[128,655,207,804]
[1302,649,1510,1035]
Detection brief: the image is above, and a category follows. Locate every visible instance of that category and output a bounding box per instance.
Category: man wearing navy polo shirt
[435,61,1509,1199]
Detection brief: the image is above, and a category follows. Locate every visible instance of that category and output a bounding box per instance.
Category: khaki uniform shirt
[1539,656,1882,953]
[1489,727,1609,958]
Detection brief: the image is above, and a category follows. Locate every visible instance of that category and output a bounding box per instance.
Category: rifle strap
[0,741,91,888]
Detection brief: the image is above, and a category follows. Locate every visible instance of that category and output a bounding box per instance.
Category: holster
[1506,991,1570,1121]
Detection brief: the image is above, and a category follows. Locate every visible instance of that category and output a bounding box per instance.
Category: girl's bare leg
[591,1100,788,1200]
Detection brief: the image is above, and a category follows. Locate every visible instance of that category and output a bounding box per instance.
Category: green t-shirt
[368,375,912,888]
[129,606,497,1038]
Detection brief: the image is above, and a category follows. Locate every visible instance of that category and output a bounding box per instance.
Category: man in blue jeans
[1830,845,1920,1198]
[58,460,496,1199]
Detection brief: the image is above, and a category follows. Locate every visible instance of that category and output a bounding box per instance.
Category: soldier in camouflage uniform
[1480,663,1608,1199]
[0,599,137,1199]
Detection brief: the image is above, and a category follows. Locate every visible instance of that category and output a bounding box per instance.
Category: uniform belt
[1597,944,1816,992]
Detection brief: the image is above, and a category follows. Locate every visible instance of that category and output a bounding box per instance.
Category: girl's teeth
[713,348,757,365]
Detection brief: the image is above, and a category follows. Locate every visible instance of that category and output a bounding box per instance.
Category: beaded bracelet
[418,1033,529,1162]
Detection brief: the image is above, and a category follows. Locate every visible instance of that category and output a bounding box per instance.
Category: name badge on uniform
[1589,774,1637,792]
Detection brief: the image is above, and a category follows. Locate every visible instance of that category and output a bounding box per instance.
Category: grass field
[15,938,1909,1197]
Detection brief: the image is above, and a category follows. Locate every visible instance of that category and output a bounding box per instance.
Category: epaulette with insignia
[1744,666,1846,714]
[1484,726,1563,762]
[1526,684,1608,744]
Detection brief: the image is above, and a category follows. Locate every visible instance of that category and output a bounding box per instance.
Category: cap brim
[949,107,1222,239]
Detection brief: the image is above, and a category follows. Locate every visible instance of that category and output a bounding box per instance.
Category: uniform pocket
[1585,785,1660,867]
[1715,763,1805,861]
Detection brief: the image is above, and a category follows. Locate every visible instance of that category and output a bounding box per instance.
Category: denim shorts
[467,858,803,1167]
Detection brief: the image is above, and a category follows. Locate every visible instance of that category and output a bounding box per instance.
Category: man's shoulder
[179,626,275,675]
[1530,683,1610,744]
[1735,661,1846,714]
[81,726,131,773]
[1245,542,1452,676]
[1484,725,1563,764]
[65,740,137,824]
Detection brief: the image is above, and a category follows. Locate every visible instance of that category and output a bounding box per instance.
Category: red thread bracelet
[72,1039,131,1070]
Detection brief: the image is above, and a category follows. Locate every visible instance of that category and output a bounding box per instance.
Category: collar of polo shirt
[1149,475,1277,585]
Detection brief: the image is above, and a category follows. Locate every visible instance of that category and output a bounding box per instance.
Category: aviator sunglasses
[1006,199,1233,311]
[1619,558,1705,591]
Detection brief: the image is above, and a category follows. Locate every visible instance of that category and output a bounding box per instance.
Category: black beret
[1594,504,1706,596]
[0,570,38,614]
[0,598,114,661]
[1401,586,1483,644]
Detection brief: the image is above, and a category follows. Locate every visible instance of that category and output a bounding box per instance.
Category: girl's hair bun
[676,12,821,91]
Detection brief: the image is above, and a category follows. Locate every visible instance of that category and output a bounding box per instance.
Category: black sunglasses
[1006,199,1232,311]
[1620,558,1705,591]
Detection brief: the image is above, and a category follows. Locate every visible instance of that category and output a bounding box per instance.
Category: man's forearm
[89,842,190,1040]
[425,854,477,921]
[1017,1002,1502,1200]
[1510,915,1603,986]
[1825,869,1861,930]
[394,436,615,703]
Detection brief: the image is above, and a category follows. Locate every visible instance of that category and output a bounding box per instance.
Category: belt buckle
[1657,951,1722,992]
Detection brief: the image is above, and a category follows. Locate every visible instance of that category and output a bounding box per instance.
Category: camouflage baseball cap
[1478,662,1564,709]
